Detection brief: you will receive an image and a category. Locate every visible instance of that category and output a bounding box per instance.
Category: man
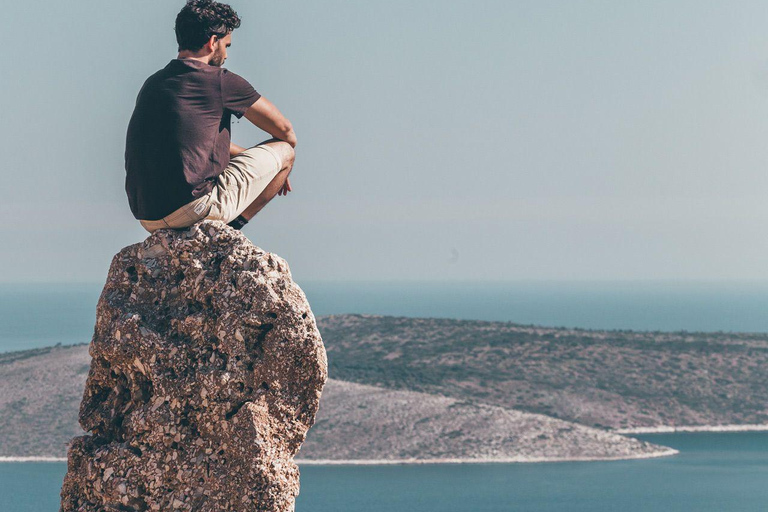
[125,0,296,233]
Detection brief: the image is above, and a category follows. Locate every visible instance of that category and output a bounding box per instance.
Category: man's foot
[227,214,249,230]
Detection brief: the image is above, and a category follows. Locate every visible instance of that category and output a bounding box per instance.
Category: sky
[3,0,768,283]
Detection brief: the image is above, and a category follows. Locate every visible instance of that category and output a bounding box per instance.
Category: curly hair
[175,0,241,52]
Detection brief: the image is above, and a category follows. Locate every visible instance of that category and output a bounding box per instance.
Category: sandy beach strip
[14,423,768,464]
[294,449,680,465]
[615,424,768,434]
[0,449,679,465]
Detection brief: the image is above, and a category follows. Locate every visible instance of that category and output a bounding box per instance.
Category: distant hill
[9,312,768,459]
[0,315,689,462]
[0,343,89,456]
[316,314,768,430]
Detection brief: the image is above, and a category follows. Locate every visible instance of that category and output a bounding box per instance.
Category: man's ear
[205,35,218,52]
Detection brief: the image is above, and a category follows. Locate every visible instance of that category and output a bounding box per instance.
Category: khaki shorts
[139,143,283,233]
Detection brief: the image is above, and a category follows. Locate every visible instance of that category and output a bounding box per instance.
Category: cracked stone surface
[60,220,327,512]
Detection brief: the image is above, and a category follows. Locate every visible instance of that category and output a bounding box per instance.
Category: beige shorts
[139,143,283,233]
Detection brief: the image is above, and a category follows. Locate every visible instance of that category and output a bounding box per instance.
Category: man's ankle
[227,214,249,230]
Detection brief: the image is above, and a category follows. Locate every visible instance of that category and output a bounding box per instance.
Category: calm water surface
[2,433,767,512]
[5,280,768,352]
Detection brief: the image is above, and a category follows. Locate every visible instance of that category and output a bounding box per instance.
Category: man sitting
[125,0,296,233]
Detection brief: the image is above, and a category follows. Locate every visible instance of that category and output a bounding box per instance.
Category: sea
[2,280,768,511]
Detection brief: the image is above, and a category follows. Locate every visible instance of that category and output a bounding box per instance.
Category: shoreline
[7,426,768,464]
[616,424,768,434]
[295,449,680,465]
[0,449,679,465]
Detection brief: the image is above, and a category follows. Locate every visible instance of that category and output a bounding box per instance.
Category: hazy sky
[3,0,768,283]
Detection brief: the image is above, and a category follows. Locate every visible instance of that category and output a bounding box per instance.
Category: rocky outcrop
[59,221,327,512]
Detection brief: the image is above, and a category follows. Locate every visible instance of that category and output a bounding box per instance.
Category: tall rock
[60,221,327,512]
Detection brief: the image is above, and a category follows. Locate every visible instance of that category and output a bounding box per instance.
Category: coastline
[295,449,681,465]
[616,424,768,434]
[0,449,679,465]
[9,424,768,464]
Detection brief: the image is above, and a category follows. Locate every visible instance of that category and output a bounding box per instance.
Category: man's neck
[176,52,211,64]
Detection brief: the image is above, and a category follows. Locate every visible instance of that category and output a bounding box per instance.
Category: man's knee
[262,141,295,171]
[282,144,295,169]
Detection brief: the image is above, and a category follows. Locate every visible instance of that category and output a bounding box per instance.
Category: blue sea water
[2,433,768,512]
[4,279,768,353]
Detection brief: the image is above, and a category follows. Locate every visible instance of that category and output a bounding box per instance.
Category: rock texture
[59,220,327,512]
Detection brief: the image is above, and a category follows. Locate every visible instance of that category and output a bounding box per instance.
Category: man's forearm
[230,142,246,157]
[280,127,297,148]
[242,97,297,148]
[259,124,297,148]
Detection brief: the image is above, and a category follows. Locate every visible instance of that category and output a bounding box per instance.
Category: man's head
[175,0,241,66]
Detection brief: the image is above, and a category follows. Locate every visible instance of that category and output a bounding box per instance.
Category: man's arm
[242,97,297,148]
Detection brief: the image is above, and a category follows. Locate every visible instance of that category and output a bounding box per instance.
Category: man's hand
[277,177,292,196]
[243,97,297,148]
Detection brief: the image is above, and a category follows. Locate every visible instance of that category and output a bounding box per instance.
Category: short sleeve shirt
[124,59,261,220]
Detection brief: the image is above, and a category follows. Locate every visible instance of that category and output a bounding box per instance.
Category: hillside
[316,314,768,430]
[300,379,673,462]
[0,336,673,462]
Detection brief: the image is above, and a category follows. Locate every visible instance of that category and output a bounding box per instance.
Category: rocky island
[0,344,675,465]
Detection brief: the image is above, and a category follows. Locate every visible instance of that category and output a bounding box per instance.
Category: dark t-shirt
[124,58,261,220]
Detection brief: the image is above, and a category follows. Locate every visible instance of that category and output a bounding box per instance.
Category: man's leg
[228,141,295,227]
